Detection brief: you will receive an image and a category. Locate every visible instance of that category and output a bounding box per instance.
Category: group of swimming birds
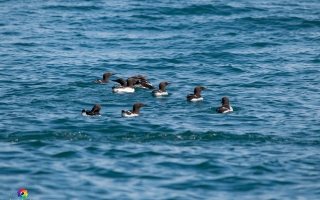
[82,72,233,117]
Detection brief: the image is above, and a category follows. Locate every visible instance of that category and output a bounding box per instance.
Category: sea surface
[1,0,320,199]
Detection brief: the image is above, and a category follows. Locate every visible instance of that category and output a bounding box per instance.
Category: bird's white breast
[82,112,88,116]
[113,87,135,93]
[152,91,168,96]
[222,106,233,113]
[189,97,203,101]
[122,112,139,117]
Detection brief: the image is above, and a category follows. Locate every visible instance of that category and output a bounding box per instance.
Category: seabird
[121,102,147,117]
[82,104,101,116]
[216,97,233,113]
[129,75,154,89]
[93,72,116,83]
[112,78,135,93]
[186,86,206,101]
[152,82,170,96]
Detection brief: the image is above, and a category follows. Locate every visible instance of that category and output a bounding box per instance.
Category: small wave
[235,16,305,30]
[302,19,320,28]
[311,58,320,63]
[131,14,164,21]
[158,4,265,16]
[3,131,92,143]
[251,42,281,47]
[3,125,318,146]
[51,150,80,158]
[13,42,38,47]
[1,31,21,36]
[42,5,102,11]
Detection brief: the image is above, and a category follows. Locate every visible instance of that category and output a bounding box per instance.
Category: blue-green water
[1,0,320,199]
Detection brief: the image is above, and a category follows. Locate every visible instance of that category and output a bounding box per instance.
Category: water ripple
[1,0,320,199]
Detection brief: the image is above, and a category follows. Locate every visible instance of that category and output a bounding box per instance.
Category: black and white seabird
[121,102,147,117]
[216,97,233,113]
[82,104,101,116]
[112,78,135,93]
[186,86,206,101]
[129,75,154,89]
[152,82,170,96]
[93,72,116,83]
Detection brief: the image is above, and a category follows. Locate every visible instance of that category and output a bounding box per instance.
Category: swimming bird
[186,86,206,101]
[93,72,116,83]
[121,102,147,117]
[216,97,233,113]
[152,82,170,96]
[82,104,101,116]
[112,78,135,93]
[129,75,154,89]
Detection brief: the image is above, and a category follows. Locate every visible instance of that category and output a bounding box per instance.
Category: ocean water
[1,0,320,199]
